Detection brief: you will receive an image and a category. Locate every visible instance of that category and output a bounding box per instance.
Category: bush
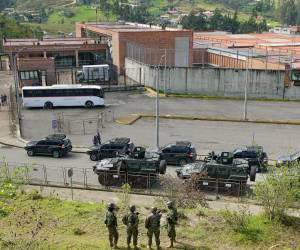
[159,174,207,209]
[221,205,251,233]
[254,165,299,221]
[117,183,131,210]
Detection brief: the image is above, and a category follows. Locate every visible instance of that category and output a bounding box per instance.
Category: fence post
[43,165,48,185]
[83,168,88,188]
[83,121,86,135]
[124,68,127,87]
[61,168,67,186]
[147,174,150,194]
[25,166,30,183]
[215,177,219,200]
[139,67,142,85]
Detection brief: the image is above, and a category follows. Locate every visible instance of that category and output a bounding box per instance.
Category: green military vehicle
[176,158,254,194]
[176,158,252,182]
[204,151,257,181]
[92,147,167,188]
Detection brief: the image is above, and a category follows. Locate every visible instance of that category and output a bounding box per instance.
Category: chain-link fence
[52,109,115,135]
[0,161,250,197]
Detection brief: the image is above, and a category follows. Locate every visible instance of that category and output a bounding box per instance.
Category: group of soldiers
[104,201,178,249]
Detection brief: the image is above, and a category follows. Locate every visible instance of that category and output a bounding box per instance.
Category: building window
[20,71,39,80]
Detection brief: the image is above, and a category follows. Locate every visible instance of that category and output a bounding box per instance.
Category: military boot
[127,244,131,249]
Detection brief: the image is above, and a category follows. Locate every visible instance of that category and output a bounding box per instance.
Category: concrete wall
[125,58,300,100]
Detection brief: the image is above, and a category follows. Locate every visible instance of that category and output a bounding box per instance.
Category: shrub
[254,165,299,221]
[221,205,251,233]
[159,174,207,209]
[117,183,131,210]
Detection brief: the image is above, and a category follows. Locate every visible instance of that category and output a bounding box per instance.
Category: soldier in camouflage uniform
[166,201,178,248]
[145,207,162,250]
[122,205,139,249]
[104,203,119,249]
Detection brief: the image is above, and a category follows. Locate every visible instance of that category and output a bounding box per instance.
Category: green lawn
[25,5,117,35]
[0,191,299,250]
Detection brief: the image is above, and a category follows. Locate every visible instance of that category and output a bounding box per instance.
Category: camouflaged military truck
[176,158,252,183]
[92,147,167,188]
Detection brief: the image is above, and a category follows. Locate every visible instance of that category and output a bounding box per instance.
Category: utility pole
[155,54,167,149]
[244,50,250,120]
[155,67,159,149]
[164,48,167,95]
[13,48,26,121]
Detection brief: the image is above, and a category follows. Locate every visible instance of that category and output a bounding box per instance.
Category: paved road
[20,91,300,159]
[0,144,180,189]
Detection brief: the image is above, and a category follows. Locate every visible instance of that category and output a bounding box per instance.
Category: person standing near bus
[93,135,98,146]
[96,131,101,145]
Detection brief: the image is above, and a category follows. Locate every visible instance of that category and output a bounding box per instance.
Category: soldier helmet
[151,207,158,213]
[107,202,115,210]
[129,205,136,212]
[167,201,174,208]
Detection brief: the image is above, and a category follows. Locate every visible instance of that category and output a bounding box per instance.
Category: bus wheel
[44,102,53,109]
[85,101,94,108]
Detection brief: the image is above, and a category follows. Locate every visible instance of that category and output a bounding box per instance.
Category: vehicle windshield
[291,151,300,161]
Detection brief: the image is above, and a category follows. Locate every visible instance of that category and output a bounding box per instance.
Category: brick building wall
[76,23,193,74]
[17,58,56,87]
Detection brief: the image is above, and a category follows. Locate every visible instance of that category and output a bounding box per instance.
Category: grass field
[25,5,116,34]
[0,191,299,250]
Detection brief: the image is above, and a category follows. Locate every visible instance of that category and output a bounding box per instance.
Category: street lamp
[12,47,26,120]
[155,53,167,150]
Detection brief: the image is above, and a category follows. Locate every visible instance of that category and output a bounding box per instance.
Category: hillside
[15,0,75,10]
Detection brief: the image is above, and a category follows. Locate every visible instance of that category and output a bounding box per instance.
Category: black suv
[24,134,72,158]
[87,137,135,161]
[232,145,268,172]
[158,141,197,166]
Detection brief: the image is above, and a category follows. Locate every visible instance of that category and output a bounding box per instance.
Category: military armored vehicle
[176,158,254,195]
[93,147,167,188]
[204,151,257,181]
[206,145,268,173]
[176,158,253,183]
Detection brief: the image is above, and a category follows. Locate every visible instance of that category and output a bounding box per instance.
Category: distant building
[3,37,108,86]
[76,22,193,75]
[269,26,300,35]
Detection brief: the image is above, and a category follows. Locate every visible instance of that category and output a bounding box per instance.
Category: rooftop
[3,38,100,47]
[80,22,188,33]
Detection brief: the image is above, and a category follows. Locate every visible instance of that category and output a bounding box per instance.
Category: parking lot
[20,91,300,159]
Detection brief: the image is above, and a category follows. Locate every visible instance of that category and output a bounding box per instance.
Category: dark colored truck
[93,147,167,188]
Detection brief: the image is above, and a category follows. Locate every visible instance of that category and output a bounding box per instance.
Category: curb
[145,87,166,97]
[139,114,300,126]
[115,114,141,125]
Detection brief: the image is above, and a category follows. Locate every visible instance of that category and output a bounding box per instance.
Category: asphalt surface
[20,91,300,158]
[0,144,180,189]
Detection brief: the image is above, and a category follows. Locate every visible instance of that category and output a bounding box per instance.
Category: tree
[278,0,297,25]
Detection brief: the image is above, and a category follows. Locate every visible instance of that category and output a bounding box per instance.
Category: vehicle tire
[85,101,94,108]
[27,149,34,157]
[179,159,187,167]
[44,102,53,109]
[90,153,98,161]
[250,166,257,182]
[159,160,167,174]
[98,174,106,185]
[52,150,61,158]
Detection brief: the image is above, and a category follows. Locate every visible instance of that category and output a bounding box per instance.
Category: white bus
[22,85,105,109]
